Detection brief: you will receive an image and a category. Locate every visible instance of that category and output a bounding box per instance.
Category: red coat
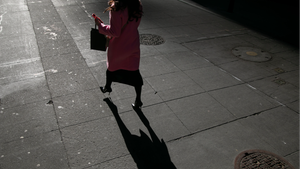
[98,7,142,71]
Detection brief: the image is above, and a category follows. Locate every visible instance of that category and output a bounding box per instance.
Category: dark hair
[104,0,143,22]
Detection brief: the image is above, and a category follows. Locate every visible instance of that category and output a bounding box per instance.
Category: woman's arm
[97,10,123,38]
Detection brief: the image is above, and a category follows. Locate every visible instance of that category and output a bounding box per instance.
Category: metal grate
[235,149,295,169]
[140,34,165,45]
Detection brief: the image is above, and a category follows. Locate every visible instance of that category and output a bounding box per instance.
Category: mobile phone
[92,13,103,23]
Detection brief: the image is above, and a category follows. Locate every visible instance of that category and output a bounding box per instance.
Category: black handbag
[90,24,107,51]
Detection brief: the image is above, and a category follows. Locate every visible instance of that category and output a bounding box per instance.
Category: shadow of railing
[103,98,176,169]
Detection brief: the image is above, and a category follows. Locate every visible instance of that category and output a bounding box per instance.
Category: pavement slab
[85,155,136,169]
[182,36,254,58]
[0,131,69,169]
[275,69,299,87]
[0,77,50,108]
[34,22,73,45]
[38,38,80,58]
[42,52,87,74]
[51,0,78,7]
[140,55,180,78]
[0,100,58,144]
[209,84,279,118]
[166,93,236,133]
[61,116,128,169]
[162,26,202,41]
[0,11,34,36]
[0,57,44,84]
[248,73,299,105]
[140,28,174,40]
[236,34,296,54]
[164,51,213,71]
[193,46,240,65]
[184,66,242,91]
[260,55,299,73]
[0,35,39,65]
[119,103,190,142]
[191,23,230,37]
[286,100,299,113]
[87,155,137,169]
[237,106,299,156]
[218,60,278,82]
[140,44,161,57]
[0,1,28,12]
[145,71,204,101]
[47,68,99,98]
[27,2,62,24]
[56,5,91,31]
[153,40,190,54]
[139,19,161,30]
[52,89,110,128]
[275,50,299,66]
[284,151,299,169]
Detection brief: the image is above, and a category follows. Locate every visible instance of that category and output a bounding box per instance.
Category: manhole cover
[232,47,272,62]
[234,149,295,169]
[140,34,165,45]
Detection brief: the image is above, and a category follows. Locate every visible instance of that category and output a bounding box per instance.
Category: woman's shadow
[103,98,176,169]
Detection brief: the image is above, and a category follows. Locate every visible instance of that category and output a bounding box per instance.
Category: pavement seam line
[180,32,247,44]
[283,150,300,158]
[178,0,223,18]
[81,154,132,169]
[165,105,283,144]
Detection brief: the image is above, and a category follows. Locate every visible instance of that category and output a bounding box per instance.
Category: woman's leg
[133,70,143,108]
[105,69,112,89]
[133,85,143,107]
[100,69,112,93]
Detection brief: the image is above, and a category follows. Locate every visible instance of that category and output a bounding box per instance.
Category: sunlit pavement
[0,0,298,168]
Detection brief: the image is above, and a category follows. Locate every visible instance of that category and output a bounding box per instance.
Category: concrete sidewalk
[0,0,298,168]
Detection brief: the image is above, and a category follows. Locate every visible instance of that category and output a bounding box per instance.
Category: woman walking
[95,0,143,109]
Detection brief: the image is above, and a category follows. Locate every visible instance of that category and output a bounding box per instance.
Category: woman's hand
[106,35,112,39]
[95,17,103,26]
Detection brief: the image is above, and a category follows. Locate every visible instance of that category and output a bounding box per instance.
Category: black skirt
[107,69,143,87]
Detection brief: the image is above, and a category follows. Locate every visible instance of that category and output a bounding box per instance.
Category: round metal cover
[140,34,165,45]
[232,47,272,62]
[234,149,295,169]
